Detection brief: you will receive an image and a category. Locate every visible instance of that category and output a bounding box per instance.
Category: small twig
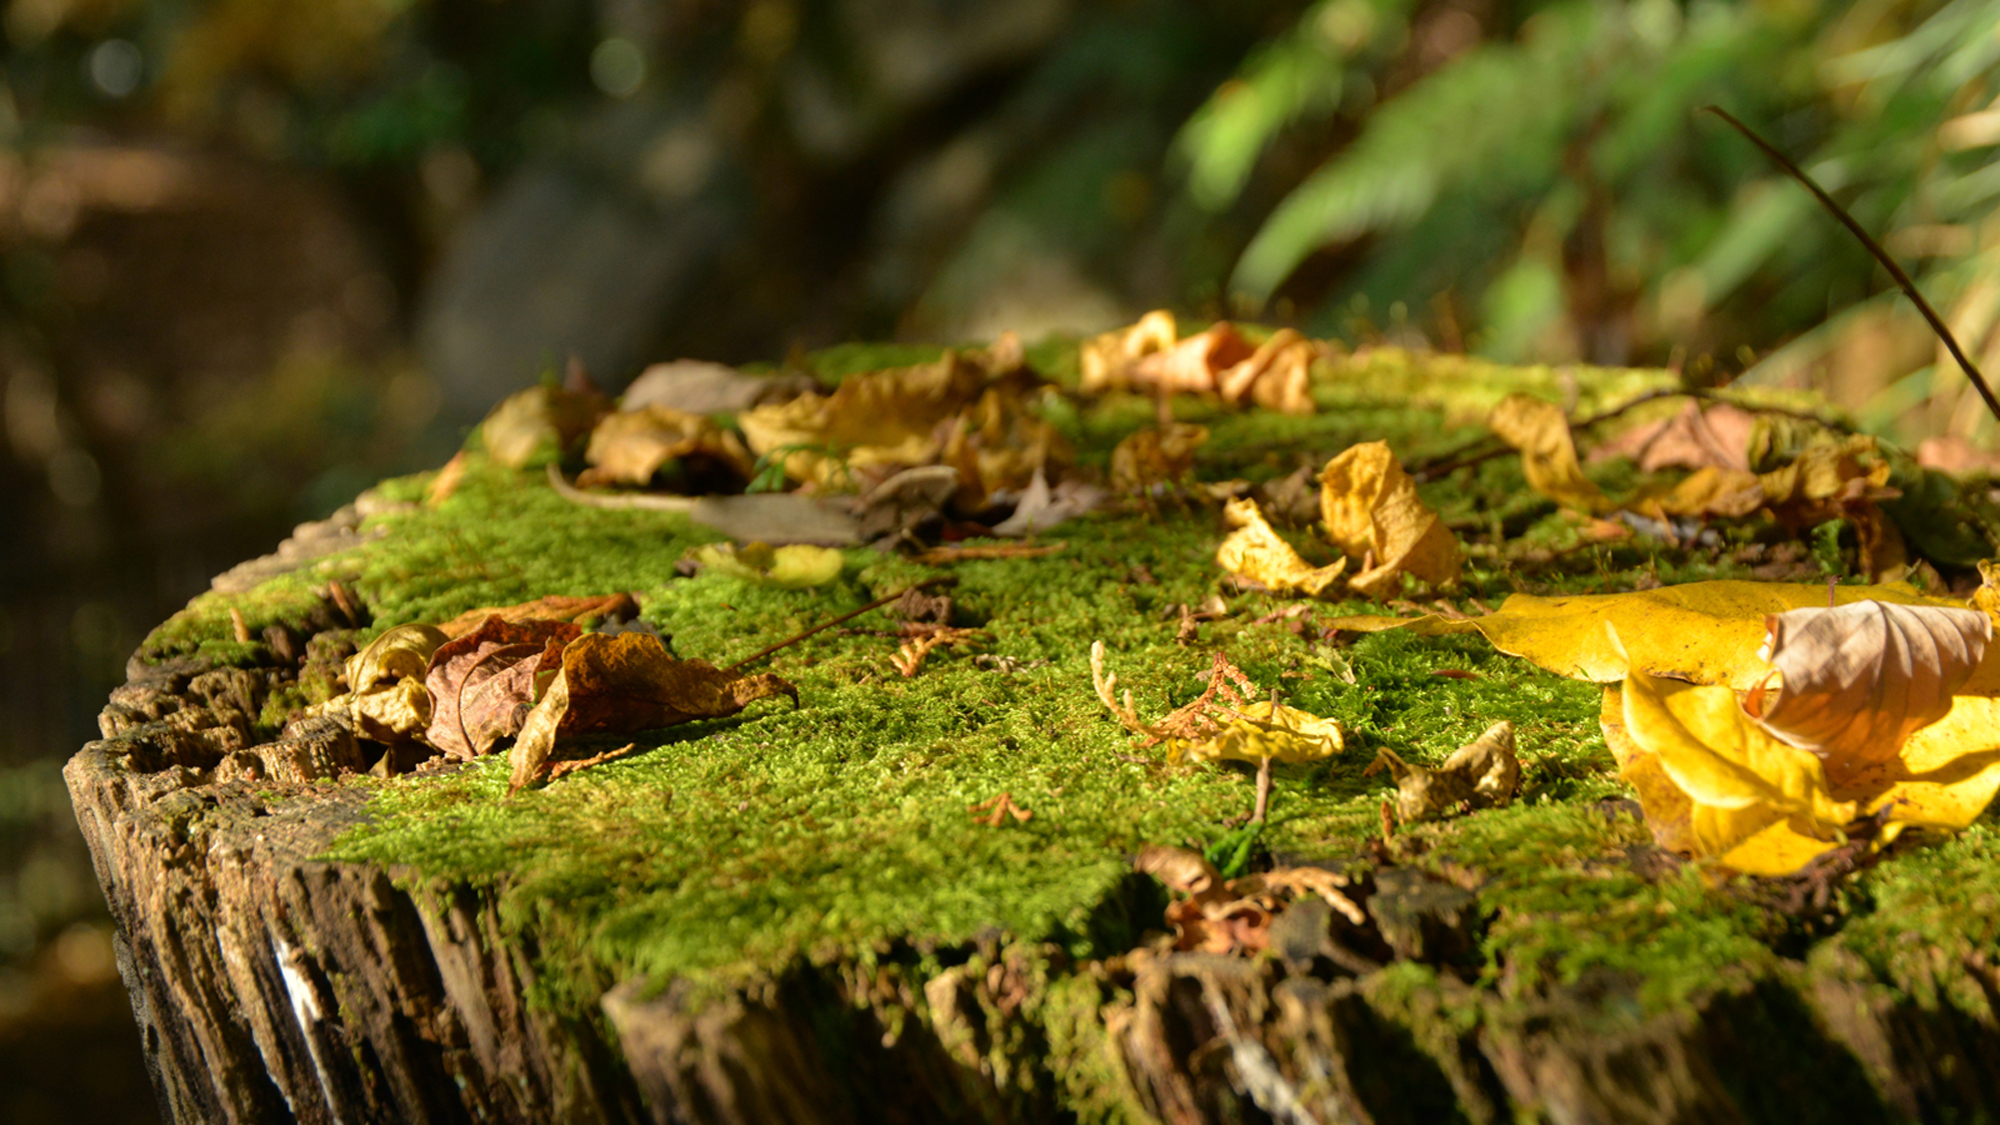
[1703,104,2000,427]
[725,577,955,673]
[1252,685,1282,824]
[968,791,1033,826]
[229,607,252,644]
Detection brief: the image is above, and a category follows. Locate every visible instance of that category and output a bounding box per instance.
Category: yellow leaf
[479,384,608,469]
[692,542,846,587]
[1169,698,1343,765]
[1487,394,1613,514]
[1616,661,1854,872]
[1215,498,1345,597]
[309,623,447,744]
[1317,441,1460,596]
[1328,580,1954,689]
[1972,559,2000,626]
[1111,423,1208,493]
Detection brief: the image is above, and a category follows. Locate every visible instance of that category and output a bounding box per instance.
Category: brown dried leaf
[1588,400,1754,472]
[1082,312,1319,413]
[578,405,753,489]
[1752,600,1990,780]
[508,632,797,793]
[423,617,581,760]
[438,593,639,640]
[479,384,610,469]
[1110,423,1208,493]
[1369,720,1518,823]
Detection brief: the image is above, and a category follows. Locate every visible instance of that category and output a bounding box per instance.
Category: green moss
[124,341,2000,1087]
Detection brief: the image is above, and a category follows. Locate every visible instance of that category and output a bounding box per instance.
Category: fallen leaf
[1587,400,1754,472]
[690,541,846,587]
[1368,720,1519,823]
[1317,441,1460,597]
[479,383,610,469]
[1134,845,1364,956]
[509,632,797,792]
[577,405,754,489]
[1322,580,1957,689]
[423,617,580,760]
[938,385,1073,508]
[439,593,640,640]
[736,335,1027,487]
[1488,394,1613,514]
[1215,497,1346,597]
[309,624,448,744]
[991,468,1104,536]
[1082,312,1320,413]
[1750,600,1989,778]
[853,465,959,541]
[1606,666,1858,874]
[1110,423,1208,494]
[1089,641,1342,765]
[620,359,814,416]
[1917,434,2000,477]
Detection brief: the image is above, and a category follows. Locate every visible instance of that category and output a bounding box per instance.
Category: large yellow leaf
[1487,394,1614,514]
[1327,580,1952,688]
[1317,441,1460,597]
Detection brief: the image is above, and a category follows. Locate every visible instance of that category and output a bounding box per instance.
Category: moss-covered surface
[129,342,2000,1094]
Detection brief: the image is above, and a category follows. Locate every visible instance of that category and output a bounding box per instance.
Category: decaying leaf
[438,593,640,639]
[690,541,846,587]
[1110,423,1208,494]
[509,632,797,793]
[1588,400,1754,473]
[310,623,448,744]
[1088,641,1342,765]
[479,383,610,469]
[1368,721,1519,823]
[1215,497,1346,597]
[423,617,580,760]
[620,359,814,416]
[1318,441,1460,597]
[1488,394,1613,514]
[1751,601,1990,775]
[577,405,754,489]
[1080,311,1320,413]
[1134,845,1364,956]
[991,468,1104,536]
[938,385,1072,507]
[736,335,1027,487]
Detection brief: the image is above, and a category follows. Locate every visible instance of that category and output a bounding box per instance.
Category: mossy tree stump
[66,348,2000,1123]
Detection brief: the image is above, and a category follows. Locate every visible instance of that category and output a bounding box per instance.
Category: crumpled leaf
[1488,394,1613,514]
[1216,497,1346,597]
[509,632,797,792]
[310,623,448,744]
[938,385,1072,508]
[1751,601,1989,777]
[1080,312,1319,413]
[1110,423,1208,493]
[1623,466,1765,522]
[439,593,640,639]
[620,359,814,416]
[1757,435,1906,580]
[690,541,845,587]
[423,617,579,760]
[1135,845,1364,956]
[577,405,754,489]
[1587,400,1754,473]
[736,335,1026,487]
[1317,441,1460,596]
[479,383,610,469]
[1369,720,1519,823]
[991,468,1104,536]
[1089,641,1342,764]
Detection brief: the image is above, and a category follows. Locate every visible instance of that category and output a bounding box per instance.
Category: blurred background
[3,0,1999,1118]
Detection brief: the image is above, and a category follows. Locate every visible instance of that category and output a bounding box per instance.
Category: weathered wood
[68,660,2000,1124]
